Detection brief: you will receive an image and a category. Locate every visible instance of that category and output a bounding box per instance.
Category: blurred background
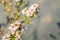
[0,0,60,40]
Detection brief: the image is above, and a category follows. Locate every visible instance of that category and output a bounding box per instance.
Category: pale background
[0,0,60,40]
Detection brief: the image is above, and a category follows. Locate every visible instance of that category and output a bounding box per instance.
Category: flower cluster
[21,4,39,17]
[0,0,40,40]
[2,21,27,40]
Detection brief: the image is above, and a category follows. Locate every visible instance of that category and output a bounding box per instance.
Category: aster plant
[0,0,40,40]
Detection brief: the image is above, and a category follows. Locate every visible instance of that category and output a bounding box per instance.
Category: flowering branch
[0,0,40,40]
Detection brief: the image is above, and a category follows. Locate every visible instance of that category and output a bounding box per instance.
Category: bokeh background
[0,0,60,40]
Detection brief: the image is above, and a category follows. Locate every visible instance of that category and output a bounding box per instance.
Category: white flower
[26,12,33,17]
[8,26,13,31]
[26,10,33,17]
[31,3,39,10]
[11,23,14,26]
[29,3,39,13]
[13,26,18,31]
[29,4,39,12]
[8,21,21,34]
[26,11,30,17]
[21,4,39,17]
[22,8,27,14]
[25,4,39,17]
[15,0,20,2]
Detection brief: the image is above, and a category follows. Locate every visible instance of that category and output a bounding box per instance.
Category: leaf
[23,14,30,24]
[29,14,34,18]
[14,12,18,19]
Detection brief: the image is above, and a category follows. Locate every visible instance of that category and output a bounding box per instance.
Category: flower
[22,8,28,14]
[1,2,40,40]
[9,21,21,30]
[15,0,20,2]
[21,4,39,17]
[8,21,22,35]
[8,26,13,31]
[30,3,39,10]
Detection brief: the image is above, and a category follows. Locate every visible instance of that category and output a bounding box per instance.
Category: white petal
[11,23,14,26]
[13,26,18,31]
[8,27,13,30]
